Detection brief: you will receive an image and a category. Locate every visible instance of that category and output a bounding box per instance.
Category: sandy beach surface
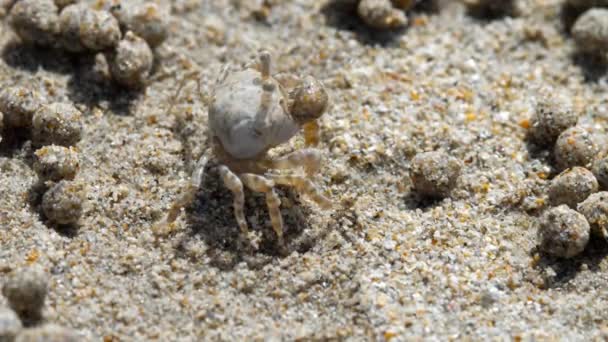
[1,0,607,340]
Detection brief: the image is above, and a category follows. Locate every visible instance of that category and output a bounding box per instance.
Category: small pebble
[357,0,408,30]
[548,167,598,208]
[538,205,590,258]
[577,191,608,240]
[1,266,48,321]
[109,31,153,89]
[115,1,169,47]
[9,0,60,46]
[42,180,85,225]
[0,306,22,342]
[410,151,462,199]
[0,87,41,128]
[15,324,79,342]
[80,8,121,51]
[592,155,608,189]
[554,126,599,171]
[572,8,608,55]
[528,92,578,146]
[34,145,80,182]
[32,103,83,147]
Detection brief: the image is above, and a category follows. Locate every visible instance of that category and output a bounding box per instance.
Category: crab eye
[290,76,328,124]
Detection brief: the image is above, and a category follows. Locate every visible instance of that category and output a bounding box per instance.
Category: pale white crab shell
[209,68,300,160]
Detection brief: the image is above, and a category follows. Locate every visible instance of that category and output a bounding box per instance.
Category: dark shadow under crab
[179,163,321,269]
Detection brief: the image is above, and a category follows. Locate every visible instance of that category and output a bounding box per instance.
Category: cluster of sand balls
[0,86,85,226]
[8,0,169,88]
[528,91,599,172]
[1,266,79,341]
[567,1,608,59]
[528,91,608,258]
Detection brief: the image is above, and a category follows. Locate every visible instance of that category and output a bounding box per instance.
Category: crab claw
[290,76,329,124]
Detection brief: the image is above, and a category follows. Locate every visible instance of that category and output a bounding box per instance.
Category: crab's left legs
[239,174,285,247]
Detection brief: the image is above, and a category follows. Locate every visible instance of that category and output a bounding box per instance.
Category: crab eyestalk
[257,51,275,126]
[259,51,276,93]
[303,120,320,146]
[260,51,272,80]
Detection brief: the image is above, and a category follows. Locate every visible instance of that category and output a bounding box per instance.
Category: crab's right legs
[270,173,332,210]
[266,148,322,176]
[218,165,250,235]
[153,155,209,235]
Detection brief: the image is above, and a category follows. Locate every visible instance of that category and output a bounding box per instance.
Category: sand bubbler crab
[155,51,332,248]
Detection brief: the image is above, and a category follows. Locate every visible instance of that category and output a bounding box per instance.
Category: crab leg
[153,155,209,235]
[270,173,332,210]
[239,174,285,246]
[266,148,322,176]
[218,165,250,235]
